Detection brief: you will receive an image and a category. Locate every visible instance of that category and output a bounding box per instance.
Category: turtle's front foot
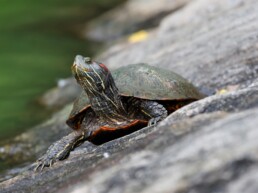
[34,132,85,171]
[34,142,70,171]
[35,154,54,171]
[141,100,168,126]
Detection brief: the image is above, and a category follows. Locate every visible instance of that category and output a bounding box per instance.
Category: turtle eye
[84,57,92,64]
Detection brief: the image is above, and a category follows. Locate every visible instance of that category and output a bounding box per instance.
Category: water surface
[0,0,123,140]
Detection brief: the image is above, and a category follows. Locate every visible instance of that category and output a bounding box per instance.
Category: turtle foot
[34,155,55,171]
[34,141,72,171]
[34,131,87,171]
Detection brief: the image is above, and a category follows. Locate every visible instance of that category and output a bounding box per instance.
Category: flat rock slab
[158,0,251,35]
[66,108,258,193]
[1,84,258,193]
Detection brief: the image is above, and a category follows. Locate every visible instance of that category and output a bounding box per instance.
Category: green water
[0,0,123,140]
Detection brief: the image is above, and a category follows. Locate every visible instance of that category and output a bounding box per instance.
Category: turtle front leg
[35,130,89,171]
[140,100,168,126]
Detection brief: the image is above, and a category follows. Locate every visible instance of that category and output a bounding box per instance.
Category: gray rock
[85,0,192,41]
[158,0,248,35]
[65,108,258,193]
[1,106,258,193]
[167,82,258,122]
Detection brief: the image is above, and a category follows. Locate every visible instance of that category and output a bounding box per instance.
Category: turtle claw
[50,159,54,167]
[34,134,79,172]
[34,163,40,172]
[34,155,56,172]
[40,163,45,171]
[34,132,86,172]
[34,162,43,172]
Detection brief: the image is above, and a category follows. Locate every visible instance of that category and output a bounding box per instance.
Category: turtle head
[72,55,112,94]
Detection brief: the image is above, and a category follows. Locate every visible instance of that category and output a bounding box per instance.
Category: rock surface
[158,0,248,35]
[84,0,192,41]
[1,0,258,192]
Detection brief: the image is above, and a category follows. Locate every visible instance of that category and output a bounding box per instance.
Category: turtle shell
[67,63,203,129]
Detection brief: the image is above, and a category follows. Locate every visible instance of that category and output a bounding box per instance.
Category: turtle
[35,55,203,170]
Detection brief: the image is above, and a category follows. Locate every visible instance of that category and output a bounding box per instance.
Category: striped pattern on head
[72,55,111,94]
[72,55,127,123]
